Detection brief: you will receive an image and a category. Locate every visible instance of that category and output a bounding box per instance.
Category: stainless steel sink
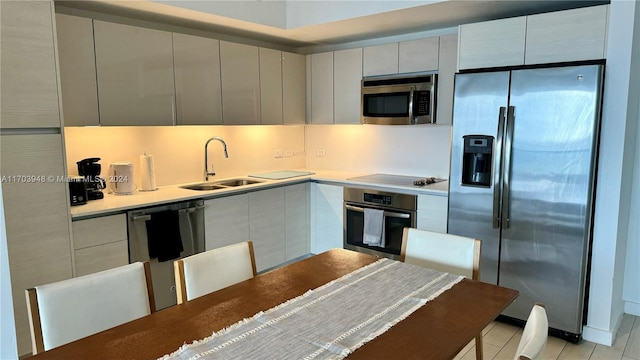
[180,178,264,191]
[213,178,263,187]
[180,183,228,191]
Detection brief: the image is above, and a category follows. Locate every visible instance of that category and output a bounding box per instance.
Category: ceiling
[56,0,609,49]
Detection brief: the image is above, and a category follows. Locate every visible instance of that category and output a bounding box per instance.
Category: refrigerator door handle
[493,107,507,229]
[501,106,516,229]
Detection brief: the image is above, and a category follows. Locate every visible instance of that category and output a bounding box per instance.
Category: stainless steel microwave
[361,74,437,125]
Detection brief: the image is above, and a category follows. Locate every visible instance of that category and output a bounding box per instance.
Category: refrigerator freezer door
[499,65,603,335]
[448,71,510,284]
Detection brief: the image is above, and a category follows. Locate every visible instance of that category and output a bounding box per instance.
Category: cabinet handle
[132,214,151,222]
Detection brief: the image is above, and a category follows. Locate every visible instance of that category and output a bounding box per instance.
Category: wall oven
[361,74,437,125]
[344,187,416,260]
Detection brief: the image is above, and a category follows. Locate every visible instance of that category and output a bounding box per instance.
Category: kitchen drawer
[74,240,129,276]
[72,213,127,249]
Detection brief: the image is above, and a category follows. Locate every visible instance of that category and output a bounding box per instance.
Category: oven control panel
[364,193,392,205]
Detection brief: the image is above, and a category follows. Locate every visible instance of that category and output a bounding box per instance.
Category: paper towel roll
[139,153,157,191]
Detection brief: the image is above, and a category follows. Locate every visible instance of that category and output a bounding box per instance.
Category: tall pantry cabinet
[0,0,73,356]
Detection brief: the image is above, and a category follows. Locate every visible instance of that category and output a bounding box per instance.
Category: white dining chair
[400,227,483,360]
[25,261,155,354]
[174,241,257,304]
[515,303,548,360]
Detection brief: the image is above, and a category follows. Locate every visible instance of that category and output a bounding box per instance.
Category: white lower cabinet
[416,194,448,233]
[204,184,309,272]
[72,214,129,276]
[310,183,344,254]
[249,187,286,272]
[285,183,310,260]
[204,193,250,250]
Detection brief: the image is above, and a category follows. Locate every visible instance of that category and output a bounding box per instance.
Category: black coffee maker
[77,158,106,200]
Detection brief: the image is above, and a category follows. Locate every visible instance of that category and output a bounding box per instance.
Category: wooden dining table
[30,249,518,360]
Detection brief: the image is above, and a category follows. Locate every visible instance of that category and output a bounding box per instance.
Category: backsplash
[64,123,452,187]
[64,126,306,186]
[305,124,451,178]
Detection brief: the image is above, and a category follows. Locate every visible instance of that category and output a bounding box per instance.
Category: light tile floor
[454,314,640,360]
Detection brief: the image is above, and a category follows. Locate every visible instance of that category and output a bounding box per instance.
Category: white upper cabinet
[334,48,362,124]
[282,51,306,125]
[220,41,261,125]
[94,20,175,126]
[459,5,609,70]
[525,5,608,65]
[310,52,334,124]
[55,14,99,127]
[363,43,399,76]
[399,37,439,73]
[172,33,222,125]
[458,17,526,70]
[436,34,457,125]
[259,47,283,125]
[1,0,60,128]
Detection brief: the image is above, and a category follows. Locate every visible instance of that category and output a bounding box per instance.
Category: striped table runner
[160,258,463,360]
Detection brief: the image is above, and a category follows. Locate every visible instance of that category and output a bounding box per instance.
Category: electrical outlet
[315,149,326,157]
[285,149,294,157]
[274,149,283,158]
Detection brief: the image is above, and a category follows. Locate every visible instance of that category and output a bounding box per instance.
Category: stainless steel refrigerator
[447,64,604,341]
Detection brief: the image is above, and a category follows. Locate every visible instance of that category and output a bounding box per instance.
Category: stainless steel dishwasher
[128,200,205,310]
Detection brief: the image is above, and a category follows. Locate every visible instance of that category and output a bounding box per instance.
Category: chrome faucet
[204,136,228,181]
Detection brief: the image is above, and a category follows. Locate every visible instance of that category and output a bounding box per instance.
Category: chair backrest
[174,241,257,304]
[25,262,155,354]
[515,303,548,360]
[400,228,481,280]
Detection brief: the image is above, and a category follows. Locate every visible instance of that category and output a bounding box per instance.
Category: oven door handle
[344,204,411,219]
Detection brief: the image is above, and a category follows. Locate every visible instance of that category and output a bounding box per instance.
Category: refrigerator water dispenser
[462,135,493,187]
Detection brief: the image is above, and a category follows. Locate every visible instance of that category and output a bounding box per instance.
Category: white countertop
[70,169,448,219]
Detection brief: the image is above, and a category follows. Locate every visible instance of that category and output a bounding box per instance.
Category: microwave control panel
[414,91,431,116]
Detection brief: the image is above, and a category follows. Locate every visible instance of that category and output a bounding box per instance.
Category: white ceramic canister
[108,162,135,195]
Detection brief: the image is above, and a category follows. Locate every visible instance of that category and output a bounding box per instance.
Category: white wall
[64,125,306,186]
[0,185,18,359]
[623,98,640,316]
[583,0,640,345]
[305,124,451,178]
[285,1,434,29]
[153,0,287,28]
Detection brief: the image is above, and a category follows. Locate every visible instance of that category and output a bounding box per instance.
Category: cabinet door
[173,33,222,125]
[525,5,608,65]
[458,17,526,70]
[282,52,306,125]
[363,43,398,76]
[334,48,362,124]
[399,38,439,73]
[94,21,175,126]
[416,194,448,233]
[259,47,283,125]
[55,13,100,127]
[1,0,60,128]
[1,134,73,355]
[436,35,457,125]
[249,188,286,272]
[285,183,309,260]
[310,183,343,254]
[204,195,249,251]
[310,52,334,124]
[220,41,261,125]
